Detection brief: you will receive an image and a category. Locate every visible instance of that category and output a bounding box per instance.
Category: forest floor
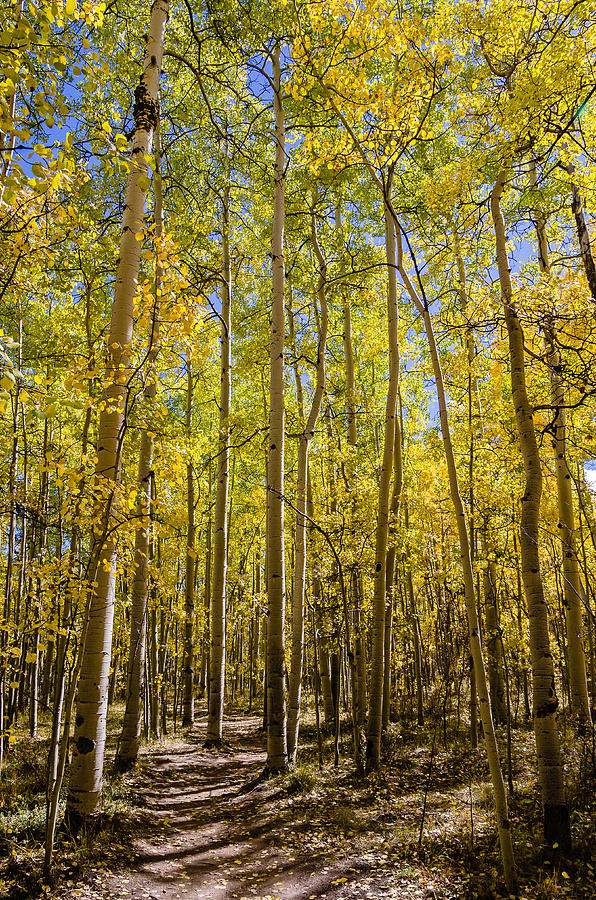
[1,706,595,900]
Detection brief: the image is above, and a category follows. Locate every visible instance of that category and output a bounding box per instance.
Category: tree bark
[265,41,288,774]
[66,0,168,826]
[116,118,164,768]
[394,213,517,890]
[183,357,195,728]
[484,557,507,725]
[491,168,571,850]
[529,166,592,730]
[366,198,399,771]
[206,138,232,746]
[287,190,328,764]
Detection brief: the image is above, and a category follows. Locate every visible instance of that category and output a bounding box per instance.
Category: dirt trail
[73,714,462,900]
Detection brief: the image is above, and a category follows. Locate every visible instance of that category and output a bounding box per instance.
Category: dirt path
[69,714,468,900]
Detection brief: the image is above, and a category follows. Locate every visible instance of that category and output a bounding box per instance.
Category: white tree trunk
[287,191,328,764]
[394,213,517,890]
[183,358,195,728]
[492,168,571,850]
[116,119,164,768]
[366,200,399,770]
[206,143,232,745]
[529,166,592,730]
[66,0,168,826]
[266,41,288,773]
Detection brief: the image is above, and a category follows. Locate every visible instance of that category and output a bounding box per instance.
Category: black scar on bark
[536,698,558,718]
[544,803,572,851]
[76,736,96,754]
[75,714,84,727]
[133,83,159,133]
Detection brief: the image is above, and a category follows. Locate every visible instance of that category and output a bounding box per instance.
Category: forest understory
[1,704,595,900]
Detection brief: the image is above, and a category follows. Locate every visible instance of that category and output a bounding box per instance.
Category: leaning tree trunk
[287,190,328,764]
[492,168,571,850]
[66,0,168,828]
[563,163,596,301]
[366,197,399,771]
[265,41,288,774]
[529,166,592,730]
[394,212,517,891]
[206,140,232,746]
[116,119,164,770]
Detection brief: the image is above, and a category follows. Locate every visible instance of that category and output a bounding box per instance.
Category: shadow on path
[78,713,460,900]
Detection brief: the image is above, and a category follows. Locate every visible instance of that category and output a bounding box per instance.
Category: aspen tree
[529,164,593,730]
[338,199,367,732]
[265,41,288,773]
[392,217,517,891]
[183,357,195,729]
[0,312,21,773]
[484,557,507,725]
[287,189,328,764]
[206,137,232,746]
[366,198,399,771]
[66,0,169,826]
[404,497,424,728]
[562,163,596,302]
[116,118,164,770]
[384,398,404,729]
[491,167,571,849]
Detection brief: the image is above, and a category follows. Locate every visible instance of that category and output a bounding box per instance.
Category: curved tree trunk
[394,214,517,891]
[492,168,571,850]
[66,0,168,827]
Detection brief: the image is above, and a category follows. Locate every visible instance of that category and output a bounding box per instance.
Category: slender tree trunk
[265,42,288,774]
[484,558,507,725]
[366,198,399,770]
[183,358,195,728]
[200,497,212,700]
[394,212,517,890]
[1,350,21,770]
[492,168,571,850]
[287,190,328,764]
[206,140,232,746]
[384,404,404,729]
[65,0,168,826]
[116,119,163,769]
[0,0,23,205]
[546,328,592,728]
[529,170,592,729]
[562,163,596,301]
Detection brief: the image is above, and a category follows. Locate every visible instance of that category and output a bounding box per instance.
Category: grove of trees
[1,0,596,894]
